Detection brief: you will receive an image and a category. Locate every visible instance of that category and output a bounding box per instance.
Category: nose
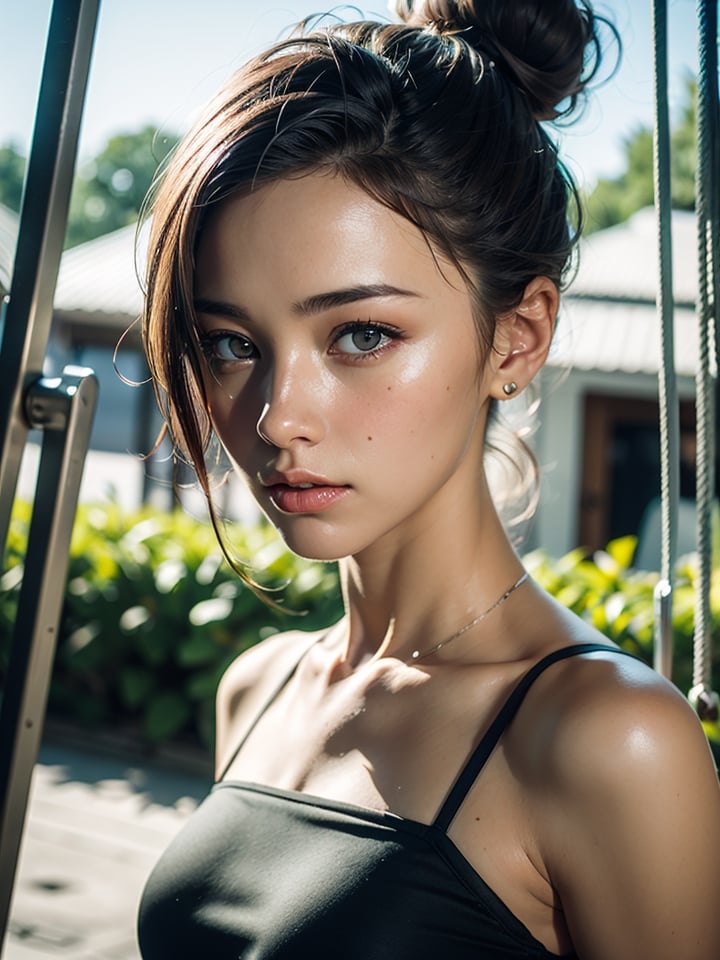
[255,354,327,448]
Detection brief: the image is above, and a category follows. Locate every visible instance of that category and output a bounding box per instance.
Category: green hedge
[0,501,342,746]
[1,502,719,749]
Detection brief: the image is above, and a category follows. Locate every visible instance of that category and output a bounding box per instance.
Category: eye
[200,331,258,363]
[332,322,398,357]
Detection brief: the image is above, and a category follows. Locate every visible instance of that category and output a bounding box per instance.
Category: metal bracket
[0,367,97,935]
[653,577,673,679]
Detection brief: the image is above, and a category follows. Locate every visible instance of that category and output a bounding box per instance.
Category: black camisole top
[138,642,637,959]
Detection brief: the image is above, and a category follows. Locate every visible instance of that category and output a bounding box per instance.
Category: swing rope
[689,0,719,720]
[651,0,679,680]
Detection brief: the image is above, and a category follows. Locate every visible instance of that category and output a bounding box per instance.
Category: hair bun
[392,0,608,121]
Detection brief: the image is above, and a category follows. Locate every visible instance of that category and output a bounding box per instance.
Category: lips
[268,483,350,514]
[260,471,350,514]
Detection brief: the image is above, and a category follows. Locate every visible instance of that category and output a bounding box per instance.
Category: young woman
[137,2,720,957]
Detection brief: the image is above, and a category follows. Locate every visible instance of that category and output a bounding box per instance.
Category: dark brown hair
[141,0,614,569]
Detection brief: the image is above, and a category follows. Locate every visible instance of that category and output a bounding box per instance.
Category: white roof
[568,207,698,305]
[0,204,147,324]
[554,207,700,377]
[551,299,697,377]
[54,219,148,323]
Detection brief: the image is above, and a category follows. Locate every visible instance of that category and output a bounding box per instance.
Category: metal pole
[0,0,101,941]
[0,0,99,558]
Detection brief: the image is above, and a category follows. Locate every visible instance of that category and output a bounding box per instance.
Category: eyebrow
[293,284,421,315]
[194,298,250,323]
[194,284,420,323]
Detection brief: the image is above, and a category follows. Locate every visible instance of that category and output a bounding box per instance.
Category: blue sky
[2,0,699,190]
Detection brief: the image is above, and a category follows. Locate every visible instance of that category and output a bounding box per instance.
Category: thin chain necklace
[408,571,530,664]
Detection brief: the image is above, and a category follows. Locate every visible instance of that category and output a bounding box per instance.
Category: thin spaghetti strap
[432,643,641,832]
[216,635,320,783]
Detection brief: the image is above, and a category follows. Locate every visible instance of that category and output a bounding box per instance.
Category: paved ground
[2,736,211,960]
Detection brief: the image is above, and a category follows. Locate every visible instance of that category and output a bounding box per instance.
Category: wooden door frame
[578,393,696,551]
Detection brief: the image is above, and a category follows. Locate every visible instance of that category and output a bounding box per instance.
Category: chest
[216,654,574,954]
[139,783,571,960]
[220,656,515,821]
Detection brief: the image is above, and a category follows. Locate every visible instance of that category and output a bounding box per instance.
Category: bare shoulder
[527,644,712,785]
[517,641,720,959]
[509,592,712,783]
[216,627,321,714]
[214,627,327,778]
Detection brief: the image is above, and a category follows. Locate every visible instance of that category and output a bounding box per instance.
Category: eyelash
[330,320,404,362]
[198,330,257,367]
[197,319,404,370]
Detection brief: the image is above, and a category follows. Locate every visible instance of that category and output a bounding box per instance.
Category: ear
[486,276,558,401]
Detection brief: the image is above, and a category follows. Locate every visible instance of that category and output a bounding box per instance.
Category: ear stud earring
[502,381,518,397]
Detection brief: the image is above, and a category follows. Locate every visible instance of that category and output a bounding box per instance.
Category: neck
[336,488,526,667]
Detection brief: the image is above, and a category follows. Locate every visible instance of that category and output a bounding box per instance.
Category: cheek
[207,398,260,461]
[350,358,481,460]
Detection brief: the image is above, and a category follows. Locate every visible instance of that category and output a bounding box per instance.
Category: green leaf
[189,597,233,626]
[177,632,222,667]
[606,535,637,572]
[133,626,173,665]
[119,605,152,633]
[185,667,222,701]
[154,559,187,594]
[143,692,191,743]
[118,666,156,710]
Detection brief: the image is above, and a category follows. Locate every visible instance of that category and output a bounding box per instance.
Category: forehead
[193,172,467,304]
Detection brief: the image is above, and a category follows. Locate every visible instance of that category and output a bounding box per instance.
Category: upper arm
[545,674,720,960]
[213,629,315,780]
[214,650,255,777]
[214,643,265,781]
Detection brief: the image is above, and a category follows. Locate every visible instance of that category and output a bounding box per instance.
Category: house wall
[531,366,696,558]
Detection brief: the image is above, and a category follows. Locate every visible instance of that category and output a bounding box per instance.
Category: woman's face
[194,172,494,561]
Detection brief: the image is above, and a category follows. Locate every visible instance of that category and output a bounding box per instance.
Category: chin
[276,532,348,564]
[271,519,368,564]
